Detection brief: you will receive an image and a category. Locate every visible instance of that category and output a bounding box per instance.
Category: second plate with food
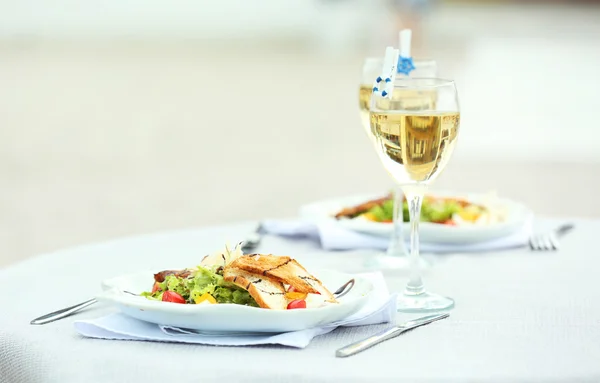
[299,191,532,244]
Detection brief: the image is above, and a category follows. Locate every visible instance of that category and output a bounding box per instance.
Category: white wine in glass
[370,112,459,184]
[370,78,460,312]
[358,57,437,268]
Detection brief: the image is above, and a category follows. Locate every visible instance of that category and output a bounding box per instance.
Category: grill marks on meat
[153,269,192,283]
[224,268,287,309]
[228,255,336,302]
[151,253,335,309]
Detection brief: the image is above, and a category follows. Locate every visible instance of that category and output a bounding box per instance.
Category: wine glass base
[364,253,429,271]
[396,291,454,313]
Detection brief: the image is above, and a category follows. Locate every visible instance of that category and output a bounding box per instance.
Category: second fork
[529,223,574,251]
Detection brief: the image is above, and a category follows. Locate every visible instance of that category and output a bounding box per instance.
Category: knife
[335,313,449,358]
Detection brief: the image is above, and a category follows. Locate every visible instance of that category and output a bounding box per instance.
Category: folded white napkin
[262,218,532,253]
[74,272,396,349]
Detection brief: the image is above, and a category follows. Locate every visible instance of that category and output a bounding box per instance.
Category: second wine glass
[358,57,437,269]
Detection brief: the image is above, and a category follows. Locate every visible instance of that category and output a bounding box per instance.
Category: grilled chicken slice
[229,255,336,302]
[334,194,392,219]
[222,267,287,309]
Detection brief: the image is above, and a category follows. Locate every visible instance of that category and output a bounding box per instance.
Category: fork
[529,223,574,251]
[241,222,263,253]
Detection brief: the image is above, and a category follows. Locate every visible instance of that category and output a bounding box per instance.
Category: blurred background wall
[1,0,599,266]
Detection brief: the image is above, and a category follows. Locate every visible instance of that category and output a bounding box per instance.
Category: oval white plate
[97,269,372,333]
[299,192,532,244]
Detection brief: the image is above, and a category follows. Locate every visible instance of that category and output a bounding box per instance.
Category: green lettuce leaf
[141,265,259,307]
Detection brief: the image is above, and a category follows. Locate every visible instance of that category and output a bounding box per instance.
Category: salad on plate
[141,244,337,310]
[334,192,507,226]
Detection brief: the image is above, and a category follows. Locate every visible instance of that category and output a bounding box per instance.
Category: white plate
[299,192,532,244]
[97,269,372,333]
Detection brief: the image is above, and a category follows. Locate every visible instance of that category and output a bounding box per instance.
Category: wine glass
[358,57,437,269]
[370,78,459,312]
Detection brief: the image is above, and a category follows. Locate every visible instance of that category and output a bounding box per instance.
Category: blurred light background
[1,0,599,266]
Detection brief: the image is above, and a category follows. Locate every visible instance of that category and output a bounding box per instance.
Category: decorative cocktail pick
[397,29,415,75]
[372,46,399,99]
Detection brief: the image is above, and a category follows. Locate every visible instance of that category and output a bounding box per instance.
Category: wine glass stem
[404,186,425,296]
[386,186,406,257]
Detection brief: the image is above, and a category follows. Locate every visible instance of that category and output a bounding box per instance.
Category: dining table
[1,217,599,383]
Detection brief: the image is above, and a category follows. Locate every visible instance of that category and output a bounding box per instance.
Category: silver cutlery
[161,327,276,337]
[529,223,574,251]
[30,290,139,325]
[335,313,450,358]
[241,222,263,253]
[30,298,98,325]
[333,278,355,299]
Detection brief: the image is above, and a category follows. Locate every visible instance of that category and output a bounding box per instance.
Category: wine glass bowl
[370,79,460,186]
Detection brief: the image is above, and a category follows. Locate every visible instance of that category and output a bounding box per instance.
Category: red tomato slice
[162,291,186,304]
[443,219,457,226]
[287,299,307,310]
[151,282,161,293]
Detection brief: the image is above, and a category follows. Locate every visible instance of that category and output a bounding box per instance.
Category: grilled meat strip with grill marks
[228,255,336,302]
[334,194,392,219]
[222,267,287,309]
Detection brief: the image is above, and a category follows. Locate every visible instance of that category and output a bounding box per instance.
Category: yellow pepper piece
[457,206,481,222]
[362,212,377,222]
[194,293,217,304]
[285,291,307,300]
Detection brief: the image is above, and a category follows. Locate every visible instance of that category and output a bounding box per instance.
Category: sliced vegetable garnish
[287,299,307,310]
[194,292,217,305]
[162,291,186,304]
[285,291,308,300]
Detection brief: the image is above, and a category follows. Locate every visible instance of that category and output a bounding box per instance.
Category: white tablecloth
[1,219,599,383]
